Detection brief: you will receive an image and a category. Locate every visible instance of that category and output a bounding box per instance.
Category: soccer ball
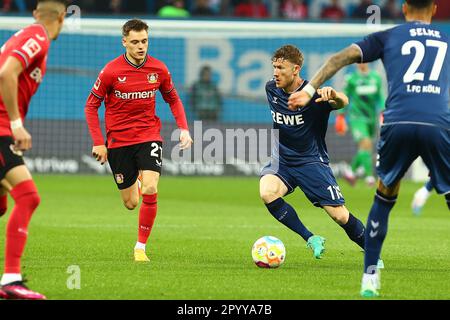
[251,236,286,268]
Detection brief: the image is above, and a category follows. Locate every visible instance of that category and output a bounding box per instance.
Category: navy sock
[364,191,397,274]
[425,180,434,192]
[340,213,365,250]
[265,198,313,242]
[446,194,450,210]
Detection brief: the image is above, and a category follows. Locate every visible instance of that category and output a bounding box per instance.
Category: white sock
[419,186,431,198]
[135,242,146,251]
[362,273,378,284]
[1,273,22,286]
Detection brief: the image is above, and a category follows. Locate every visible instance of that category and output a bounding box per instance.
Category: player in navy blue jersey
[288,0,449,298]
[260,44,374,261]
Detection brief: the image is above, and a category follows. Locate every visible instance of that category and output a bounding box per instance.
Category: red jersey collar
[34,23,50,43]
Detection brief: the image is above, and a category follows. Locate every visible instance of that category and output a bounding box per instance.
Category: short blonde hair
[272,45,304,68]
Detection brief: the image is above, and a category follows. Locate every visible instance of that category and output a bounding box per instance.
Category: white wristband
[10,118,23,130]
[303,83,316,98]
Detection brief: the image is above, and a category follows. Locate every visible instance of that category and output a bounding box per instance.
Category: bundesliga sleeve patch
[21,38,42,59]
[94,77,102,90]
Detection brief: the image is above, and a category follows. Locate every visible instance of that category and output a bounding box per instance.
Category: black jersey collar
[123,54,148,69]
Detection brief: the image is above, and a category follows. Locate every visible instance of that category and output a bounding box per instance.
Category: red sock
[5,180,41,274]
[138,194,157,244]
[0,194,7,217]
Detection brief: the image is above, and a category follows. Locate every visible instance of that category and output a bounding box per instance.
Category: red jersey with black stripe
[85,54,189,149]
[0,24,50,136]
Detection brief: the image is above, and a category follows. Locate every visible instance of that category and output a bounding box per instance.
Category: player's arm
[288,45,361,110]
[315,86,349,135]
[163,89,193,150]
[160,70,192,150]
[334,76,350,136]
[0,56,32,151]
[85,71,109,164]
[85,94,107,164]
[309,46,361,92]
[315,87,349,110]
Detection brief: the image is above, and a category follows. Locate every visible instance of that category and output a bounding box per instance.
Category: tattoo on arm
[310,45,362,89]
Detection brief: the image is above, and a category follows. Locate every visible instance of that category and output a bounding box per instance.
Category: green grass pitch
[0,175,449,300]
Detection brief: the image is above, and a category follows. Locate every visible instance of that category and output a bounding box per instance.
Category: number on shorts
[327,185,343,201]
[150,142,162,158]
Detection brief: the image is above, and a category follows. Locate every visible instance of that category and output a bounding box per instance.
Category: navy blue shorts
[377,124,450,195]
[261,161,345,207]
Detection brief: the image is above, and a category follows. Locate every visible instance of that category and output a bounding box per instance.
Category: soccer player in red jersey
[0,0,67,300]
[85,19,193,262]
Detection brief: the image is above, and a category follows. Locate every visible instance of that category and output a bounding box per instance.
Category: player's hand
[288,90,313,111]
[92,145,108,165]
[315,87,337,103]
[335,114,348,136]
[12,126,32,152]
[379,112,384,126]
[179,129,193,150]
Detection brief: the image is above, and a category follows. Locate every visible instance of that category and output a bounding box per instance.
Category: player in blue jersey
[260,44,373,260]
[288,0,449,298]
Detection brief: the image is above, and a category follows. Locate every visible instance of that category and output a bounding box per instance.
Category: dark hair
[122,19,149,37]
[200,65,211,74]
[272,45,304,68]
[406,0,434,9]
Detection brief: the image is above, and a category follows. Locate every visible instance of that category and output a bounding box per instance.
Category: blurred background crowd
[1,0,449,21]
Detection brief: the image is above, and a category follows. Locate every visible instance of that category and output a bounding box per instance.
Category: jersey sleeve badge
[21,38,42,59]
[94,77,102,90]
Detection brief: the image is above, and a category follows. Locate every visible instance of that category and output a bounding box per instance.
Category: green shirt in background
[341,70,384,123]
[157,5,190,18]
